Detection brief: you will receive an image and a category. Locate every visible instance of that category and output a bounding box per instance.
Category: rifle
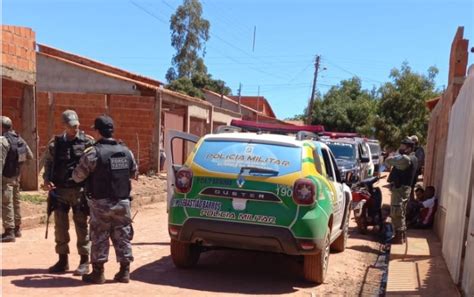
[45,189,59,239]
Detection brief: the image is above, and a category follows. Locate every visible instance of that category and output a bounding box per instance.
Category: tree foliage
[167,73,232,99]
[304,63,440,149]
[374,63,440,149]
[168,0,209,79]
[311,77,378,136]
[166,0,231,97]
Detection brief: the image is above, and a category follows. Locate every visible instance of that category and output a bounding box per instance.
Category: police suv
[165,120,352,284]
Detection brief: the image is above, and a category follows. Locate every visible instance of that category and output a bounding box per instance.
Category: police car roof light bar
[215,125,242,134]
[230,119,325,135]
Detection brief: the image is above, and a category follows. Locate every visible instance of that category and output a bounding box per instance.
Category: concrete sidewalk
[386,228,460,296]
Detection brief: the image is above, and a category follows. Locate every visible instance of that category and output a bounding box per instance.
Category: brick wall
[1,79,25,132]
[424,27,469,240]
[1,25,36,73]
[36,92,155,174]
[108,95,155,173]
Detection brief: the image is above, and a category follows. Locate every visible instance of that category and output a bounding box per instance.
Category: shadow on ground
[130,249,315,295]
[10,275,86,288]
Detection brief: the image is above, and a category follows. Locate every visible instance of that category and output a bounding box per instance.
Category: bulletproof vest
[388,154,418,187]
[3,131,27,178]
[51,132,90,188]
[88,139,133,200]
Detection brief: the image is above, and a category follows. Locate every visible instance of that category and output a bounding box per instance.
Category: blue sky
[3,0,473,119]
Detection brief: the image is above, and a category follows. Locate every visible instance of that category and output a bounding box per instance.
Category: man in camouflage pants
[385,138,418,244]
[1,116,34,242]
[42,110,94,275]
[73,115,137,284]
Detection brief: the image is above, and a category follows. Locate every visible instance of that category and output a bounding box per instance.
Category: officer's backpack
[3,131,27,178]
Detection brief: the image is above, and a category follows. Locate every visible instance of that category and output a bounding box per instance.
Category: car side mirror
[361,157,370,163]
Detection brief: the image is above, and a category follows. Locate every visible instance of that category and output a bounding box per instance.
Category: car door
[165,130,200,212]
[321,148,345,233]
[358,142,370,180]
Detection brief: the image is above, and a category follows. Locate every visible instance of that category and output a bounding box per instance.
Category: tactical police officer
[1,116,33,242]
[385,138,418,244]
[42,110,94,275]
[73,115,137,284]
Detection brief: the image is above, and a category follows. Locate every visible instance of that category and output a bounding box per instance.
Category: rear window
[193,140,302,176]
[327,142,356,160]
[369,143,381,155]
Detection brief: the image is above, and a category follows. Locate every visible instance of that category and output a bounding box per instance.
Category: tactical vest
[388,154,418,187]
[51,132,90,188]
[3,131,27,178]
[88,139,133,200]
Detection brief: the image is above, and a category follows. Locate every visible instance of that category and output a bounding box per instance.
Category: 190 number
[276,185,293,198]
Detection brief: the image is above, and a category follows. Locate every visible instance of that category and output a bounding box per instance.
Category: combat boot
[14,226,21,238]
[392,231,403,244]
[82,263,105,284]
[73,255,90,276]
[113,262,130,283]
[1,229,16,243]
[48,254,69,273]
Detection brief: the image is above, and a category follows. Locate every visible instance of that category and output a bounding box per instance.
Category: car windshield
[327,142,356,160]
[193,140,302,176]
[368,143,381,155]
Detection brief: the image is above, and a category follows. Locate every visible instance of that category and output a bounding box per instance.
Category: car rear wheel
[331,208,350,252]
[303,227,330,284]
[170,239,201,268]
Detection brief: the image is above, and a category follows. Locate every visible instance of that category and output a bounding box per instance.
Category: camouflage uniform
[43,132,94,256]
[72,142,137,264]
[2,132,33,232]
[385,152,417,232]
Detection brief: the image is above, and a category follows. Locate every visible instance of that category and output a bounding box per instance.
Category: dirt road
[2,200,384,297]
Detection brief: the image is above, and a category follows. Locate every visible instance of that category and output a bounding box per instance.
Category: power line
[322,58,384,84]
[129,0,168,25]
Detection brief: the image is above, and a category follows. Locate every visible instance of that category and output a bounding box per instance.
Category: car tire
[303,227,330,284]
[331,208,350,252]
[170,239,201,268]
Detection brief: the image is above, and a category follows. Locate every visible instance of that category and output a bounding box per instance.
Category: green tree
[374,63,440,149]
[167,0,209,79]
[311,77,378,135]
[167,72,232,99]
[166,0,231,97]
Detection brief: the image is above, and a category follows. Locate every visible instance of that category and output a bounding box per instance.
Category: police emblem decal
[236,175,245,188]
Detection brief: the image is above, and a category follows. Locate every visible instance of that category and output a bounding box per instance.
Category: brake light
[293,178,316,205]
[175,168,193,193]
[169,226,181,237]
[299,240,316,251]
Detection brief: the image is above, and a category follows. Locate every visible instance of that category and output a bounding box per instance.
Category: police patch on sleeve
[110,157,130,170]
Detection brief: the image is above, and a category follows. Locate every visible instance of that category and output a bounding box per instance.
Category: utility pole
[306,55,321,125]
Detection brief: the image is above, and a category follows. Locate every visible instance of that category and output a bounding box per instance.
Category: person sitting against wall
[406,184,425,226]
[410,186,438,229]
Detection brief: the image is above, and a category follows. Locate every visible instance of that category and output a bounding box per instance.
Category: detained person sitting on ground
[411,186,437,229]
[407,184,425,226]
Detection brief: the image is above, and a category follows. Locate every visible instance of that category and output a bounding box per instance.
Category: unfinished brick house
[1,26,38,190]
[2,25,286,189]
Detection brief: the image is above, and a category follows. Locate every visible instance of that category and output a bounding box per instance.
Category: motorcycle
[350,176,383,234]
